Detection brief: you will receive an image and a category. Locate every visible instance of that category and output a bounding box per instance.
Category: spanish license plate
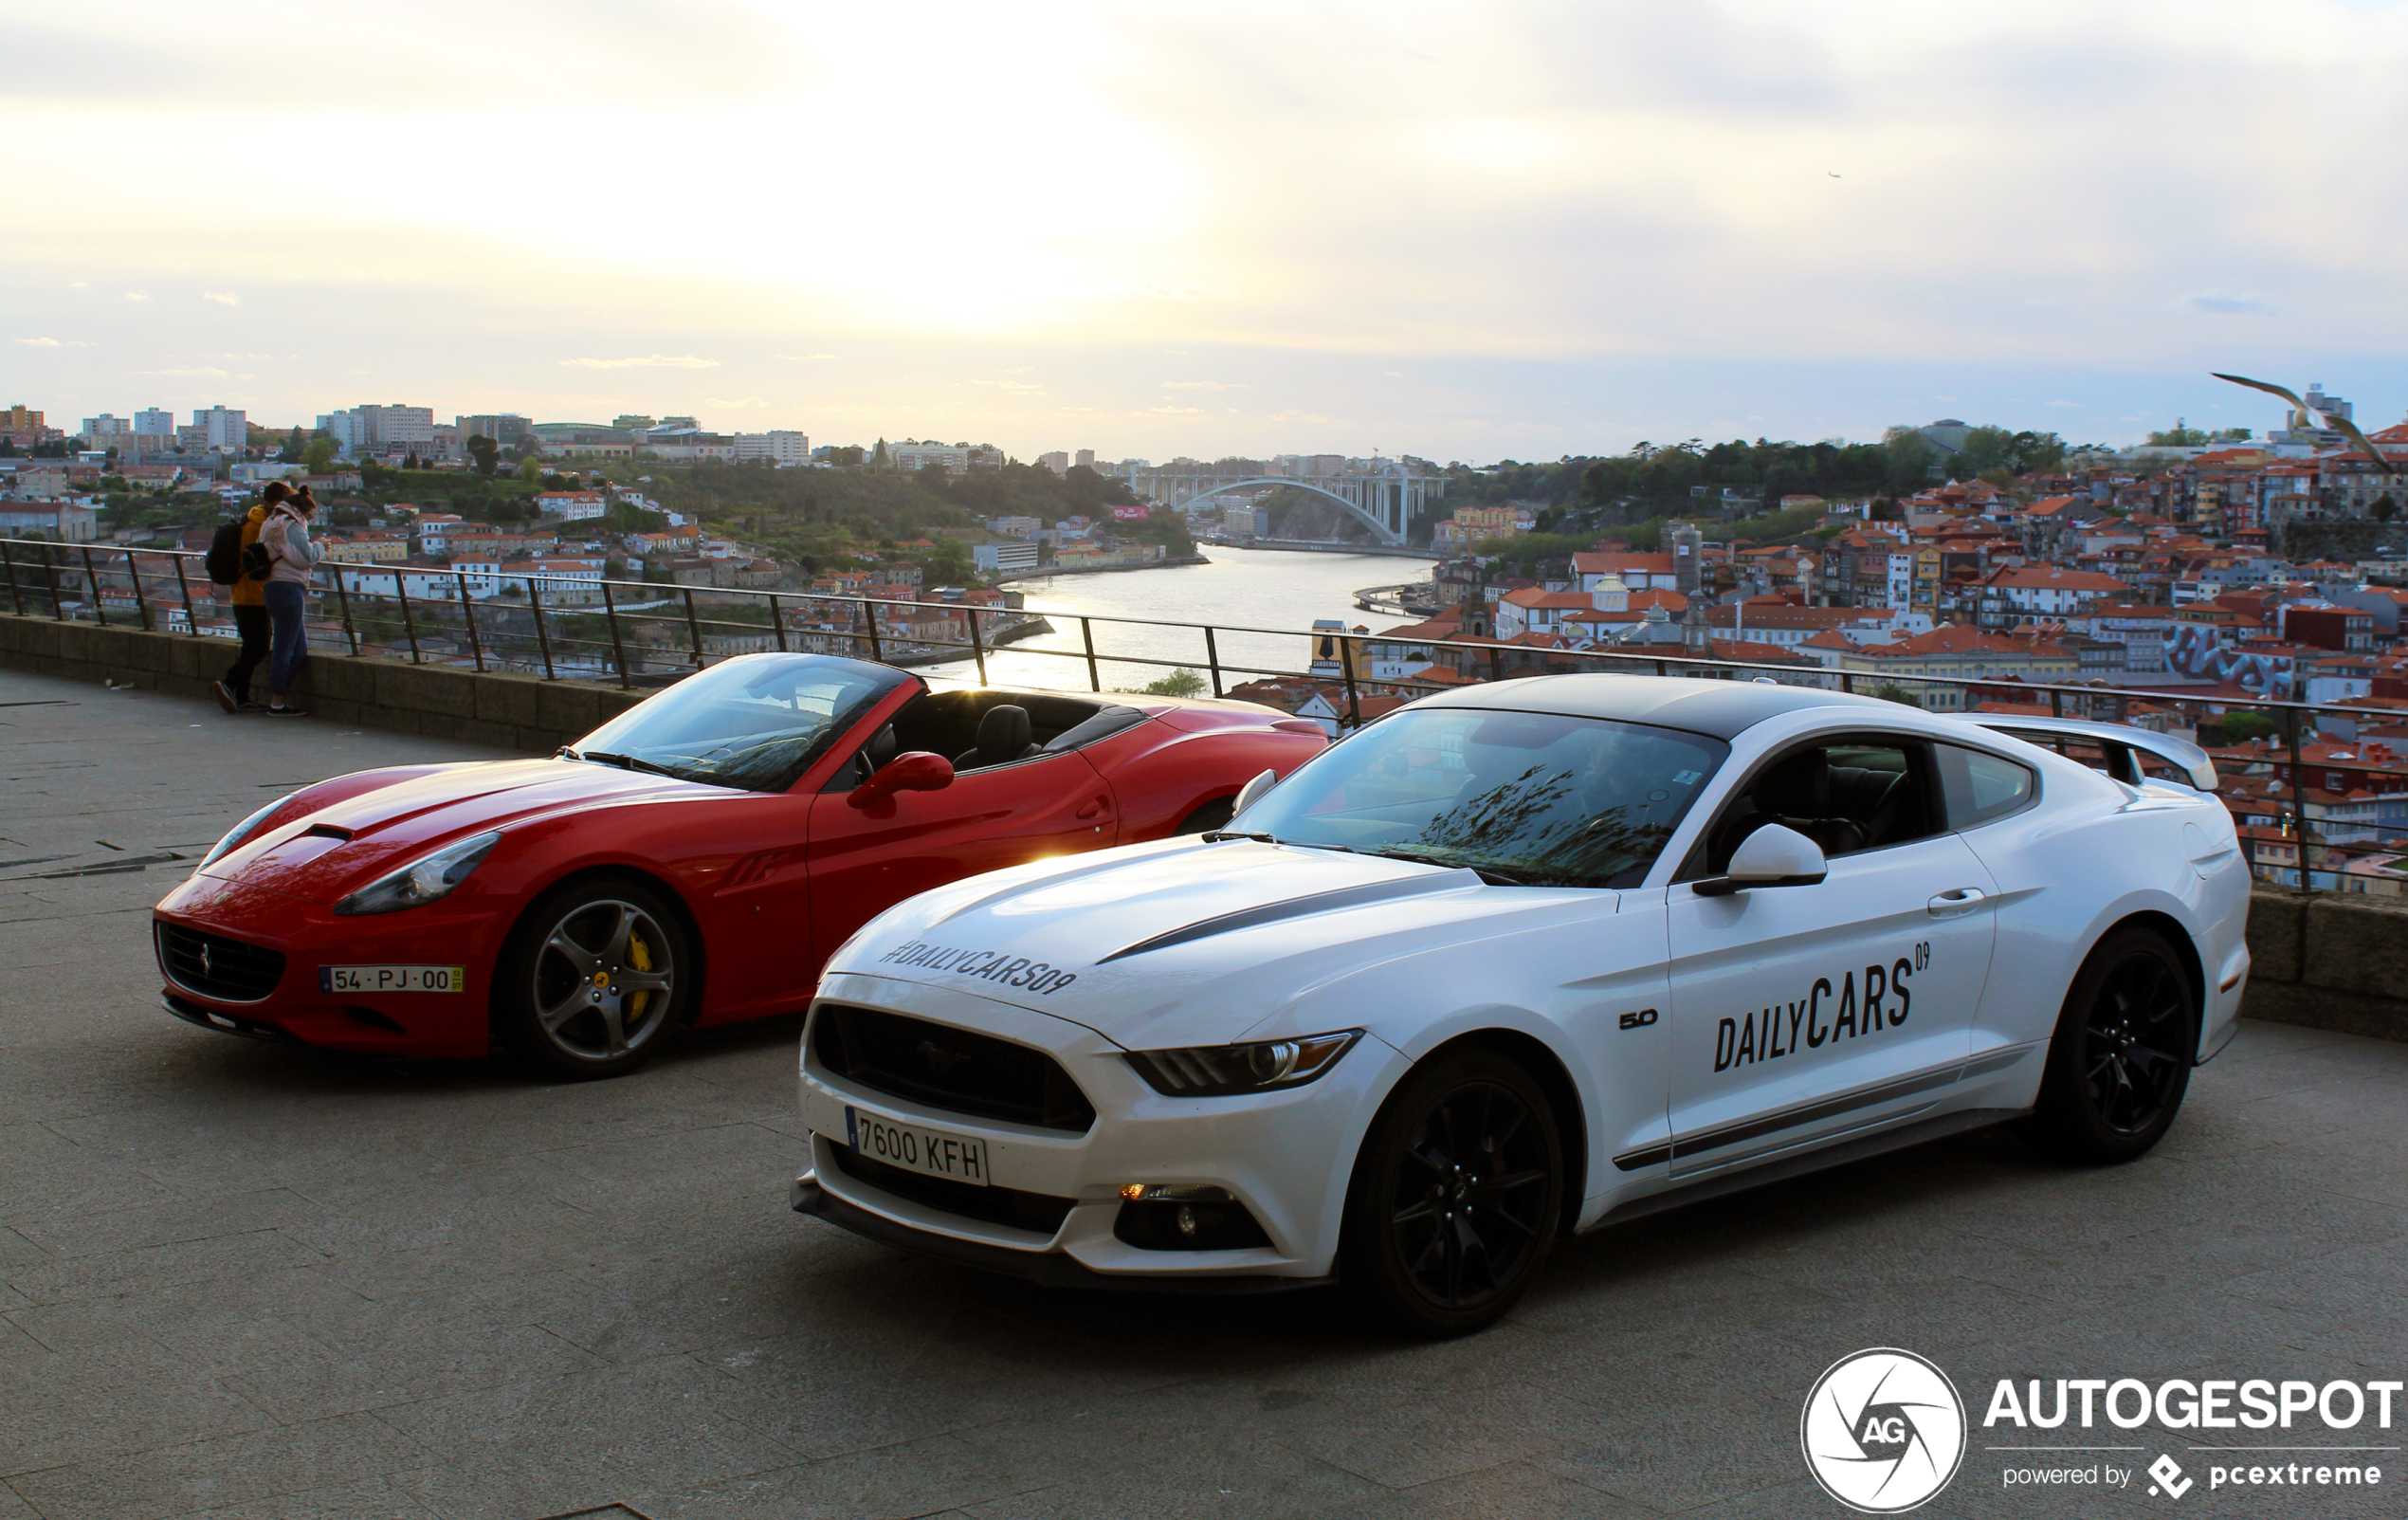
[318,964,465,995]
[846,1105,989,1187]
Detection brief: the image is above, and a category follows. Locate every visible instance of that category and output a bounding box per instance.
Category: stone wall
[0,611,645,754]
[2242,887,2408,1042]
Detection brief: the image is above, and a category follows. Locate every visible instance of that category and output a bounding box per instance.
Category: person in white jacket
[258,485,319,716]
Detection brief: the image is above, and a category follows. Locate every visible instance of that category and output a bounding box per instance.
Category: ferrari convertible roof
[1412,674,1903,740]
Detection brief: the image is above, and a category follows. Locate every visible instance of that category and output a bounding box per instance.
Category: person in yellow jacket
[212,481,285,713]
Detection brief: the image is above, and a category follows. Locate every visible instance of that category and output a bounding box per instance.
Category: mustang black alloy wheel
[497,877,693,1078]
[1342,1049,1561,1337]
[2027,927,2196,1163]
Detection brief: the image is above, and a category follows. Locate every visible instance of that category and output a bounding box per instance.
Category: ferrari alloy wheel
[1341,1049,1561,1338]
[498,878,693,1079]
[2026,928,2196,1164]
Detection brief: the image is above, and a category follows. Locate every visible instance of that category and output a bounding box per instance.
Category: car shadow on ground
[773,1123,2061,1362]
[153,1008,810,1097]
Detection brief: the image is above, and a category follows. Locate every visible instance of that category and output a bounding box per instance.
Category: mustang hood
[825,837,1612,1049]
[206,759,737,905]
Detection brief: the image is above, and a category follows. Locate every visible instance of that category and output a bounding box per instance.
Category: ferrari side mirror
[1231,767,1279,818]
[1693,823,1829,897]
[848,751,955,809]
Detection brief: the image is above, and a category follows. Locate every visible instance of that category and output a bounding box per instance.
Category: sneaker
[239,701,269,713]
[213,680,239,714]
[263,705,309,718]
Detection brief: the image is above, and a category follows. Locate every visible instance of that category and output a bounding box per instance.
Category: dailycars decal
[1714,943,1930,1071]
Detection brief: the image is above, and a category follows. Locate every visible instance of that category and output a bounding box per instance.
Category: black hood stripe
[1096,869,1479,965]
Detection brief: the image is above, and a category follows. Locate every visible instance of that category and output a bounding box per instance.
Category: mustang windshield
[1238,707,1727,888]
[570,654,911,793]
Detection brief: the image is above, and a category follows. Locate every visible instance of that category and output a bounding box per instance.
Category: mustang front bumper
[794,971,1402,1284]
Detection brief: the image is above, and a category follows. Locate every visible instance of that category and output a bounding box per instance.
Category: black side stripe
[1095,871,1475,965]
[1612,1055,2016,1173]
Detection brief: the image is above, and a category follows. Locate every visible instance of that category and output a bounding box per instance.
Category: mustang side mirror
[1693,823,1829,898]
[848,750,954,810]
[1231,767,1279,817]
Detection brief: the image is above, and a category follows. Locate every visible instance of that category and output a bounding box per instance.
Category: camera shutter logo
[1800,1347,1966,1512]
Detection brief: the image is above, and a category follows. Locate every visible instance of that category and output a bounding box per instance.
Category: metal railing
[5,534,2399,895]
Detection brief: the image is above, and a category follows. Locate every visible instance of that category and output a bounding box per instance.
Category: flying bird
[1828,172,1842,178]
[2212,373,2391,463]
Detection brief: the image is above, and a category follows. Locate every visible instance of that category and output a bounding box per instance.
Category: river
[913,545,1413,693]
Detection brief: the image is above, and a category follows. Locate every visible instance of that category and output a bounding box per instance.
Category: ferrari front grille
[812,1004,1096,1133]
[155,922,286,1004]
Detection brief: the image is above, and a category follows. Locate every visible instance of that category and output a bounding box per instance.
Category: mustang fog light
[1117,1182,1234,1202]
[1123,1030,1362,1096]
[333,832,501,916]
[1113,1196,1273,1252]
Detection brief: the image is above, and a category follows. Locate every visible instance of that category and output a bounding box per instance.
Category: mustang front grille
[812,1003,1096,1133]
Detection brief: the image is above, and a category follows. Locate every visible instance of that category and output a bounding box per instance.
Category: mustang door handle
[1927,888,1986,917]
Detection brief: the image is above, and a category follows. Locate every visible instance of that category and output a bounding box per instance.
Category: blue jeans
[264,579,308,697]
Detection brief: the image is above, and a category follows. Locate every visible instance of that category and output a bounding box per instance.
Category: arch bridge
[1133,471,1446,546]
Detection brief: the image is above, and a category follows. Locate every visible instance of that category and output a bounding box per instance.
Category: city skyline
[8,0,2408,460]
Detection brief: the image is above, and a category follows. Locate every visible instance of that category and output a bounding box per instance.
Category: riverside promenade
[4,664,2405,1519]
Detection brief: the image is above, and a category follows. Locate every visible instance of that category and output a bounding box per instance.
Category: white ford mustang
[791,676,2252,1334]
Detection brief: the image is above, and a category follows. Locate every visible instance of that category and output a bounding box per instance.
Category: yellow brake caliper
[628,931,653,1023]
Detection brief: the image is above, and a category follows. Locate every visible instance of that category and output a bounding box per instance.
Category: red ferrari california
[153,653,1326,1076]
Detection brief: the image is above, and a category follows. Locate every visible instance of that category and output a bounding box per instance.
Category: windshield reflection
[1233,706,1726,888]
[568,654,910,793]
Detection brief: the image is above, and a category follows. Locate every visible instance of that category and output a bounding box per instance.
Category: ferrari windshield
[1236,706,1727,888]
[570,654,911,793]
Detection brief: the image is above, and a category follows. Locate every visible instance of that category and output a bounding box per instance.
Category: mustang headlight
[333,832,501,916]
[197,795,294,871]
[1124,1030,1362,1097]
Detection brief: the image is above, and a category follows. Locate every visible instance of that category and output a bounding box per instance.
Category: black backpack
[205,519,246,584]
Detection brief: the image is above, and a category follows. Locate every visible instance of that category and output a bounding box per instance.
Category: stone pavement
[2,665,2403,1520]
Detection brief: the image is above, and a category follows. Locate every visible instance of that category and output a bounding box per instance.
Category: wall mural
[2165,623,2295,701]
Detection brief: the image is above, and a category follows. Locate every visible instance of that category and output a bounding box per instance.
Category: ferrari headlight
[333,832,501,916]
[1124,1030,1362,1096]
[197,795,294,871]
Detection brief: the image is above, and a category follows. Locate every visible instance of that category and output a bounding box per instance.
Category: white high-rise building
[194,405,246,451]
[316,403,436,455]
[732,430,811,466]
[889,440,972,474]
[373,404,436,447]
[317,411,368,451]
[81,414,131,440]
[134,408,174,436]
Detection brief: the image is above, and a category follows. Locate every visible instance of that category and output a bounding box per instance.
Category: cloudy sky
[7,0,2407,461]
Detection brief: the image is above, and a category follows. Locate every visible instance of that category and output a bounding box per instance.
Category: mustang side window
[1700,740,1939,872]
[1937,744,2037,831]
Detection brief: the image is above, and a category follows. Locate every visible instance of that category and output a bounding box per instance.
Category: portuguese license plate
[319,964,465,995]
[846,1105,989,1187]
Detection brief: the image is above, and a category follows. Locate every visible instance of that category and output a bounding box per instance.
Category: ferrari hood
[823,837,1611,1049]
[207,759,736,905]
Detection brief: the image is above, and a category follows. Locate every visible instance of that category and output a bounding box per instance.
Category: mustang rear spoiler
[1963,714,2218,792]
